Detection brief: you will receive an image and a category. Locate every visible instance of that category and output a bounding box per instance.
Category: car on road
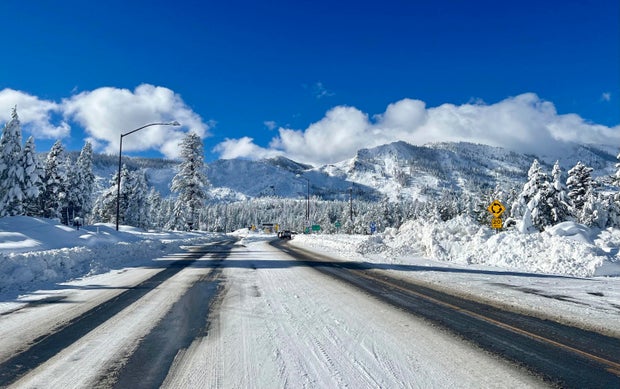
[278,230,293,239]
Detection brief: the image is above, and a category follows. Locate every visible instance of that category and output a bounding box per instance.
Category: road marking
[277,242,620,376]
[353,269,620,376]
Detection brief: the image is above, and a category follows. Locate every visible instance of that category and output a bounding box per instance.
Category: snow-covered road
[164,237,544,388]
[0,235,547,388]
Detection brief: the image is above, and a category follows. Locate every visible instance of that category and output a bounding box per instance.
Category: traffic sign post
[487,200,506,218]
[487,200,506,231]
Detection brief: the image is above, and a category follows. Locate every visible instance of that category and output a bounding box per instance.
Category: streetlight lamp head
[169,121,181,126]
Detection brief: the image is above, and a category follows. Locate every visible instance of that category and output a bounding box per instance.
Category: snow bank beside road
[0,216,219,298]
[291,219,620,335]
[296,216,620,278]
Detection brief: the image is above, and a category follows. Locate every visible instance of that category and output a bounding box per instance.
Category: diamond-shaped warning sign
[487,200,506,218]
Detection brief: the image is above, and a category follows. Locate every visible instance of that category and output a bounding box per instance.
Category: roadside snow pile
[288,233,369,261]
[364,216,619,277]
[384,217,607,277]
[0,217,219,297]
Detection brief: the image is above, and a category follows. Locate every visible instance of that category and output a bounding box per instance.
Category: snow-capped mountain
[321,141,535,201]
[91,141,619,203]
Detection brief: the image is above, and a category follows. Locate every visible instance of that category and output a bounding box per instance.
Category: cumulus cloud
[214,93,620,165]
[213,137,282,160]
[0,84,210,159]
[0,89,70,138]
[62,84,211,159]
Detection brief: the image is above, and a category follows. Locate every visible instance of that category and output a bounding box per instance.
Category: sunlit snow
[1,215,619,336]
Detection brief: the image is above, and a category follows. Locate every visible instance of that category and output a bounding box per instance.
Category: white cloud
[264,120,277,130]
[214,93,620,165]
[0,85,211,159]
[213,136,282,160]
[312,82,334,99]
[62,84,211,159]
[0,89,70,138]
[271,106,373,164]
[601,92,611,102]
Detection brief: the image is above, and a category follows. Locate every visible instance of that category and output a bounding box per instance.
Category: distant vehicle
[278,230,293,239]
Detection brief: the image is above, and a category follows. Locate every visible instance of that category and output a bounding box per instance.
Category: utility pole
[349,187,353,221]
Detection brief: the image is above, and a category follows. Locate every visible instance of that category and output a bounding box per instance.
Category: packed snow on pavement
[289,215,620,336]
[0,215,619,386]
[0,214,619,337]
[2,231,545,388]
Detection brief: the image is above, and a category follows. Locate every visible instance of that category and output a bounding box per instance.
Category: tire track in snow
[274,240,620,388]
[1,240,235,388]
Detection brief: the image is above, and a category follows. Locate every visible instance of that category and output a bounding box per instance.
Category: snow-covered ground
[0,216,219,302]
[1,216,619,386]
[289,216,620,336]
[1,215,619,338]
[161,234,543,388]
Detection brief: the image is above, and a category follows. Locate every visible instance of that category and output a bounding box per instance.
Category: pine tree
[125,169,150,228]
[68,142,96,222]
[512,159,553,231]
[117,164,132,225]
[170,133,209,230]
[41,141,68,220]
[547,161,571,224]
[92,173,118,223]
[0,107,26,216]
[580,186,609,228]
[567,161,593,221]
[146,187,163,228]
[21,136,44,216]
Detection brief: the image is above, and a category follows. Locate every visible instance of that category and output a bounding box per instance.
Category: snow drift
[299,217,620,278]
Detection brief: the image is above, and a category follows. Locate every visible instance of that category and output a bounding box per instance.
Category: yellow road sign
[487,200,506,218]
[491,217,503,229]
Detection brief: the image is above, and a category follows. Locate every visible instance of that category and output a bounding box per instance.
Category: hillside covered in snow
[93,140,619,204]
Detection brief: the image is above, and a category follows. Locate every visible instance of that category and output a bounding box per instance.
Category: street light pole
[349,186,353,222]
[116,121,180,231]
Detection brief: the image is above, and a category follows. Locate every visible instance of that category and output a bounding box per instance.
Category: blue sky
[0,0,618,164]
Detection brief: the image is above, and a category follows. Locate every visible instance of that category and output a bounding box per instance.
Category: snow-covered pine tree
[547,160,571,224]
[512,159,552,232]
[146,187,163,228]
[91,172,119,223]
[73,142,96,222]
[566,161,593,221]
[21,136,44,216]
[580,186,610,228]
[0,107,26,216]
[41,140,68,220]
[117,164,132,226]
[125,169,150,228]
[170,132,209,230]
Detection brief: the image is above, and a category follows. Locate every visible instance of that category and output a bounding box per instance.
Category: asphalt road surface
[1,236,618,387]
[273,239,620,388]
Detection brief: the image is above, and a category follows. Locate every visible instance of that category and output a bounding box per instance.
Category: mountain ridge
[90,140,619,203]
